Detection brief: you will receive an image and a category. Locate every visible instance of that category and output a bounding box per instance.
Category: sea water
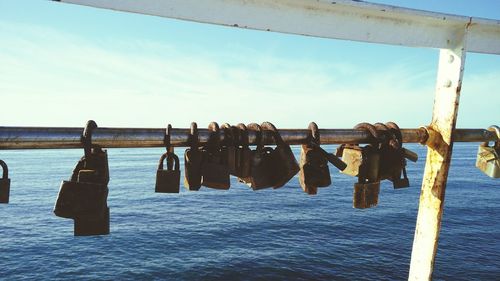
[0,143,498,280]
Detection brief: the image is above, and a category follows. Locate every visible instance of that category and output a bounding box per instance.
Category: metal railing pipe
[0,126,496,150]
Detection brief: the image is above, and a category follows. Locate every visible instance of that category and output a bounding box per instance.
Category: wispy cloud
[0,21,497,128]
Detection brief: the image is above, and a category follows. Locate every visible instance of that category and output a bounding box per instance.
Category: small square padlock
[353,181,380,209]
[155,152,181,193]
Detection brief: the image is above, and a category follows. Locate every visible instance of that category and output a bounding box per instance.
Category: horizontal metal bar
[0,126,496,150]
[55,0,500,55]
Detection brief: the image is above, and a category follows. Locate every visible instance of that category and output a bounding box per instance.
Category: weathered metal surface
[0,126,496,149]
[408,29,468,280]
[0,126,497,150]
[54,0,500,55]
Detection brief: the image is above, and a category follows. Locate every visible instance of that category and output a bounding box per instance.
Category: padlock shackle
[386,122,403,149]
[307,122,320,145]
[158,151,179,171]
[0,159,8,179]
[81,120,98,158]
[486,125,500,149]
[261,122,285,146]
[206,122,221,152]
[220,123,235,147]
[188,122,199,150]
[237,123,249,147]
[164,124,173,153]
[247,123,263,150]
[354,123,381,145]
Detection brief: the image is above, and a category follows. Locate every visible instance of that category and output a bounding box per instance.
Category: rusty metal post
[408,28,469,280]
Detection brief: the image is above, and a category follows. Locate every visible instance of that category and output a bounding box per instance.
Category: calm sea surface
[0,143,498,280]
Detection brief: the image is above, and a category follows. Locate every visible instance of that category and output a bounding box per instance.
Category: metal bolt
[443,80,452,88]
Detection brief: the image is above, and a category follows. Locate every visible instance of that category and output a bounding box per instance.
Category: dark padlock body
[74,207,110,236]
[271,144,300,188]
[242,147,275,190]
[299,146,331,195]
[201,152,230,190]
[234,147,252,178]
[54,180,109,219]
[0,178,10,204]
[224,146,238,176]
[353,181,380,209]
[156,170,180,193]
[184,148,203,190]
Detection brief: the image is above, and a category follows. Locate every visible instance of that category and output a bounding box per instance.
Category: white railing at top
[56,0,500,54]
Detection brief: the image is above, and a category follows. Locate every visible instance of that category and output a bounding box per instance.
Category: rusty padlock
[338,123,381,182]
[0,160,11,204]
[476,125,500,178]
[155,124,180,193]
[299,122,331,195]
[261,122,300,188]
[201,122,230,190]
[234,123,252,178]
[383,122,412,188]
[221,123,238,176]
[353,144,381,209]
[239,123,275,190]
[54,120,110,236]
[184,122,203,191]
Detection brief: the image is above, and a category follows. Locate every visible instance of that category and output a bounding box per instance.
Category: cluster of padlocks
[0,121,498,236]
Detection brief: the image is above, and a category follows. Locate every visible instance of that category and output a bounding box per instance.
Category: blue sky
[1,1,499,128]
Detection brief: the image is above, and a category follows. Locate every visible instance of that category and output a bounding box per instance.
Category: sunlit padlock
[0,160,11,204]
[155,152,180,193]
[201,122,230,190]
[299,122,331,195]
[339,144,380,182]
[476,125,500,178]
[233,123,252,178]
[184,122,203,191]
[261,122,300,188]
[239,123,275,190]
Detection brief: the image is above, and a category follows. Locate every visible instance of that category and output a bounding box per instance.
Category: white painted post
[408,27,469,280]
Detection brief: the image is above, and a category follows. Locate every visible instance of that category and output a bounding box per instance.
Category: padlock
[340,144,380,182]
[353,181,380,209]
[55,179,109,219]
[53,120,110,236]
[233,123,252,178]
[184,122,203,191]
[375,122,414,189]
[0,160,11,204]
[476,125,500,178]
[261,122,300,188]
[239,123,275,190]
[221,123,238,176]
[353,144,380,209]
[338,123,381,209]
[155,152,180,193]
[299,122,331,195]
[201,122,230,190]
[155,124,180,193]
